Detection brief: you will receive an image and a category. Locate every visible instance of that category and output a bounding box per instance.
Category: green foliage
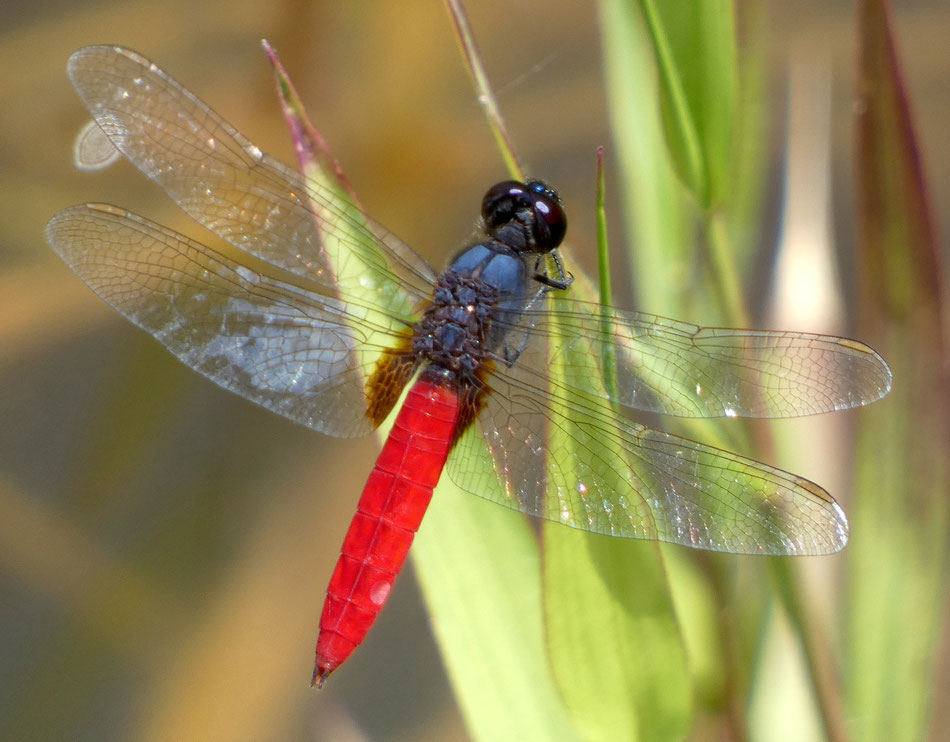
[431,1,946,740]
[845,2,950,740]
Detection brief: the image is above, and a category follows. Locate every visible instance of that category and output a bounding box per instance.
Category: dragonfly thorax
[412,270,500,377]
[446,242,527,298]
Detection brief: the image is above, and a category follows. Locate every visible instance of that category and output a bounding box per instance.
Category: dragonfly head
[481,179,567,253]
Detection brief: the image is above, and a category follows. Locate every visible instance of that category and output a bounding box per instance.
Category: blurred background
[0,1,947,740]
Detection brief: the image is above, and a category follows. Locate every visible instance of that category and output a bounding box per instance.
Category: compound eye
[525,181,567,251]
[481,180,527,229]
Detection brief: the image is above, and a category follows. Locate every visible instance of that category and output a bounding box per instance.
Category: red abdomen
[313,372,459,685]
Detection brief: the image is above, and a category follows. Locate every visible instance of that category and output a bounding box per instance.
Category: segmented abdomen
[313,371,460,685]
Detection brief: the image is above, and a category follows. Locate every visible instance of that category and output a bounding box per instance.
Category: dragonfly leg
[532,250,573,290]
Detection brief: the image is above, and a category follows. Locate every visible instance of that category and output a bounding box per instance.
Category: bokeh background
[0,1,947,740]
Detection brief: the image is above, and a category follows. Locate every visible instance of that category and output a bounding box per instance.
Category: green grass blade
[846,1,950,739]
[544,530,691,742]
[413,490,581,741]
[599,0,691,317]
[444,0,525,180]
[271,38,581,736]
[636,0,736,209]
[630,0,747,328]
[544,179,691,738]
[599,3,846,739]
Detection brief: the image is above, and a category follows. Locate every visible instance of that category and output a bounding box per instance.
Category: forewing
[47,204,412,438]
[65,45,436,316]
[504,298,892,418]
[446,368,848,556]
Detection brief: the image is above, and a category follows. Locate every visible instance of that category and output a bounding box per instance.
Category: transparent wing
[65,45,437,314]
[447,367,848,556]
[498,297,892,418]
[442,293,880,554]
[53,44,884,556]
[47,204,414,439]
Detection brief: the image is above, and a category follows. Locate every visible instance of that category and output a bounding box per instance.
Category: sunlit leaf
[636,0,736,209]
[598,0,692,317]
[267,42,580,736]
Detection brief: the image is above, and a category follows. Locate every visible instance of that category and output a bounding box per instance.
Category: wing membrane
[447,368,848,555]
[494,298,892,418]
[65,45,436,316]
[51,45,889,557]
[47,204,411,438]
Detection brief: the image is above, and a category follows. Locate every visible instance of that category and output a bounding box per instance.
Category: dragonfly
[47,46,892,687]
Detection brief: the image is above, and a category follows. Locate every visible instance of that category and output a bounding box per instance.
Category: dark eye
[481,179,567,251]
[525,180,567,251]
[481,180,526,229]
